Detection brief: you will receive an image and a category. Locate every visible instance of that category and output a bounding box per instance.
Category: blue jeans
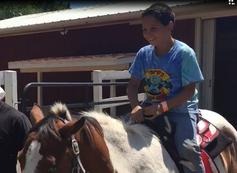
[149,111,205,173]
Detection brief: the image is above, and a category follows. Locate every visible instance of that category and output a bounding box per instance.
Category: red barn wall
[0,19,195,109]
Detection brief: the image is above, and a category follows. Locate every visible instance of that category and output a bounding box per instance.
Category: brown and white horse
[19,103,115,173]
[19,102,237,173]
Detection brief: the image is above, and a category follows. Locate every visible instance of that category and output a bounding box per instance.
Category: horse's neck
[103,122,178,173]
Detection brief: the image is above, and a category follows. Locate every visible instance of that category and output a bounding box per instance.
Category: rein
[52,116,87,173]
[71,135,86,173]
[50,115,116,173]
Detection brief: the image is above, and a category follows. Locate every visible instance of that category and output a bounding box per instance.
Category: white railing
[0,70,18,109]
[92,70,145,115]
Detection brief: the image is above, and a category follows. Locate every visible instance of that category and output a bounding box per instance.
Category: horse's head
[19,103,115,173]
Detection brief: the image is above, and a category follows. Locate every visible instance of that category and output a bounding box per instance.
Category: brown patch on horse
[59,116,115,173]
[81,116,104,143]
[59,116,86,138]
[78,117,115,173]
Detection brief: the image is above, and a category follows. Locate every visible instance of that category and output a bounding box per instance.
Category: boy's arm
[127,77,141,109]
[167,83,196,110]
[143,83,196,116]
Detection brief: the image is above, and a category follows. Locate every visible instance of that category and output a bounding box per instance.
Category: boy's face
[142,15,172,46]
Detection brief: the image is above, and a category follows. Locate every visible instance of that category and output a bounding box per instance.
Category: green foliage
[0,0,70,20]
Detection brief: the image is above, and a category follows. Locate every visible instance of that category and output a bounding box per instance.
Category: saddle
[196,115,232,173]
[143,112,233,173]
[197,115,232,158]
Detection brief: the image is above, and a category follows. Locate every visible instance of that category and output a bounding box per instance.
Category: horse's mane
[80,111,176,173]
[49,103,104,145]
[49,103,154,146]
[29,115,63,141]
[80,110,156,143]
[29,103,106,151]
[50,102,72,121]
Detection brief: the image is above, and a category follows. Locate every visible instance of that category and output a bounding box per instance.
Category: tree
[0,0,70,20]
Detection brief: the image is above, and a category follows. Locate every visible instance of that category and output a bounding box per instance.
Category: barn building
[0,1,236,127]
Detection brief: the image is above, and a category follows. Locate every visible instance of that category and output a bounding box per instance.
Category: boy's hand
[143,104,163,120]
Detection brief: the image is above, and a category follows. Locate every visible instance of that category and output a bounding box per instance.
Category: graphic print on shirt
[144,69,172,101]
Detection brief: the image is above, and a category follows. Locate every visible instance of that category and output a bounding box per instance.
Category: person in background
[0,87,32,173]
[127,2,204,173]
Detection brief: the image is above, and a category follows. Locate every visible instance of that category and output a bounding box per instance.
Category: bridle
[69,118,117,173]
[69,117,117,173]
[71,135,86,173]
[60,116,87,173]
[47,116,117,173]
[45,116,87,173]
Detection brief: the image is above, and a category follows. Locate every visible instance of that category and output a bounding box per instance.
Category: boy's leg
[168,112,205,173]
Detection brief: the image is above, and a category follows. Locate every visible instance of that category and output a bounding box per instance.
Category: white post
[110,79,116,115]
[92,70,141,115]
[0,70,18,109]
[37,72,43,106]
[92,70,103,112]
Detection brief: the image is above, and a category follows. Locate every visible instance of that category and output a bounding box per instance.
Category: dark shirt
[0,101,32,173]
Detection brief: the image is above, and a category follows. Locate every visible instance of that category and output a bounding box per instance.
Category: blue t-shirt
[129,40,204,113]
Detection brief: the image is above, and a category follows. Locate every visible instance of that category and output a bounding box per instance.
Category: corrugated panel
[0,2,195,30]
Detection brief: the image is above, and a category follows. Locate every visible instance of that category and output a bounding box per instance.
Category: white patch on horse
[50,102,72,121]
[82,111,178,173]
[23,140,43,173]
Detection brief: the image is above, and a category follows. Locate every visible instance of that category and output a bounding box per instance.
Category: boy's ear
[168,21,174,31]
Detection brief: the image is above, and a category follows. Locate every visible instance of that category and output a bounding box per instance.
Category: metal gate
[20,81,130,115]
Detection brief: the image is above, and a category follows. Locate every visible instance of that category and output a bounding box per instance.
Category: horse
[18,102,237,173]
[18,103,115,173]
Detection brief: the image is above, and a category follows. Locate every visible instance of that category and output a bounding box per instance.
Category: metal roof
[0,1,200,36]
[0,2,152,29]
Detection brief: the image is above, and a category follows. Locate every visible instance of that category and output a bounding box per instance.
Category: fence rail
[20,81,129,114]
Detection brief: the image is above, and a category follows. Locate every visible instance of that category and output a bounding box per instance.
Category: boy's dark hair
[142,2,175,26]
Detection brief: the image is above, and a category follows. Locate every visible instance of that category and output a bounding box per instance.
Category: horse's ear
[30,104,45,125]
[59,117,86,138]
